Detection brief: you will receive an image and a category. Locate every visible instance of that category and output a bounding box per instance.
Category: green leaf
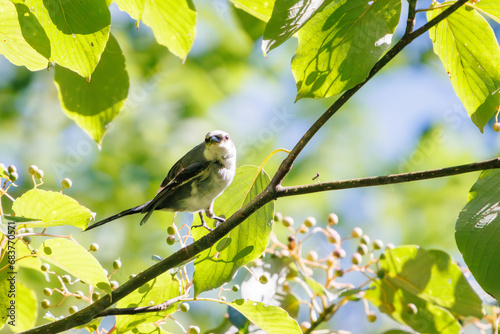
[230,0,276,22]
[0,247,13,330]
[0,0,48,71]
[428,3,500,132]
[12,189,92,230]
[115,273,181,334]
[228,299,301,334]
[455,169,500,301]
[366,246,483,334]
[291,0,401,99]
[8,282,37,333]
[8,0,110,79]
[114,0,147,21]
[54,34,129,145]
[37,238,111,293]
[192,166,274,297]
[262,0,333,55]
[141,0,197,60]
[474,0,500,23]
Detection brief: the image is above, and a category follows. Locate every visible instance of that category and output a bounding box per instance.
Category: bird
[85,130,236,232]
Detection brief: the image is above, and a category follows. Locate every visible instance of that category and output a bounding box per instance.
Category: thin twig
[276,158,500,198]
[95,295,186,317]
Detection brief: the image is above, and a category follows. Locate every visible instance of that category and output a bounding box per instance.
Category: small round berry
[22,236,32,244]
[41,299,51,309]
[129,274,137,279]
[180,303,190,312]
[493,122,500,132]
[232,285,240,292]
[287,235,296,250]
[220,296,227,302]
[297,225,309,234]
[377,269,386,279]
[28,165,39,175]
[259,275,268,284]
[360,235,370,245]
[306,250,318,262]
[335,269,344,277]
[406,303,418,314]
[62,275,71,283]
[43,288,52,296]
[69,305,78,314]
[74,291,84,299]
[367,312,377,322]
[351,227,363,238]
[40,263,50,272]
[304,216,316,228]
[385,243,395,250]
[7,165,16,174]
[187,326,201,334]
[167,225,176,236]
[92,292,101,302]
[352,253,362,265]
[61,178,72,189]
[273,212,283,223]
[34,169,44,179]
[328,213,339,225]
[110,281,119,289]
[300,321,311,332]
[282,216,294,227]
[0,163,6,173]
[373,239,384,250]
[166,235,175,245]
[357,244,368,256]
[8,172,18,182]
[89,243,99,252]
[113,259,122,270]
[333,248,346,258]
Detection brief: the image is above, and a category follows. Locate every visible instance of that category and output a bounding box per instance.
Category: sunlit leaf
[8,0,110,79]
[114,0,147,21]
[37,238,111,293]
[230,0,276,22]
[428,3,500,131]
[0,249,12,330]
[8,282,37,333]
[292,0,401,99]
[366,246,483,334]
[12,189,92,230]
[115,273,181,334]
[474,0,500,23]
[456,169,500,302]
[54,34,129,145]
[141,0,196,60]
[192,166,274,297]
[262,0,333,55]
[228,299,301,334]
[0,0,48,71]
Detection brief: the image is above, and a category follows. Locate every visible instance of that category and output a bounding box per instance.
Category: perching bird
[85,130,236,232]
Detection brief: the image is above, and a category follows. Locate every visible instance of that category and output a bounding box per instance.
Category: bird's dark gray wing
[157,142,206,192]
[139,161,209,225]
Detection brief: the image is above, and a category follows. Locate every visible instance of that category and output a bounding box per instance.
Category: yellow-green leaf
[38,238,111,293]
[114,0,147,21]
[54,34,129,145]
[141,0,197,60]
[12,189,92,230]
[115,273,181,334]
[428,3,500,131]
[230,0,276,22]
[0,0,49,71]
[192,166,274,297]
[8,282,37,333]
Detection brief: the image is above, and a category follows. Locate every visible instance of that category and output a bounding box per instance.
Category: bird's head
[204,130,236,164]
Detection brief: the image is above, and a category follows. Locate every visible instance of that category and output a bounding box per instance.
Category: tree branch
[95,295,186,317]
[277,158,500,198]
[20,2,470,333]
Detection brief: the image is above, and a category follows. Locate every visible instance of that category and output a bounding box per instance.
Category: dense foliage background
[2,0,500,333]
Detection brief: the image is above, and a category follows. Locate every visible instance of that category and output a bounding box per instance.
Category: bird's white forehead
[205,130,229,139]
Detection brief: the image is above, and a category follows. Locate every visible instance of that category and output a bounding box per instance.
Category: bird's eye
[224,135,229,140]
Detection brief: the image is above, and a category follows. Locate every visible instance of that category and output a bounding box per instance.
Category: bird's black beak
[209,136,221,143]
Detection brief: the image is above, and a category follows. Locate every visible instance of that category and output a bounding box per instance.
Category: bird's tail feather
[85,203,148,231]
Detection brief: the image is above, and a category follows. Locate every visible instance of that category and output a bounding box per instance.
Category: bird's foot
[191,212,215,232]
